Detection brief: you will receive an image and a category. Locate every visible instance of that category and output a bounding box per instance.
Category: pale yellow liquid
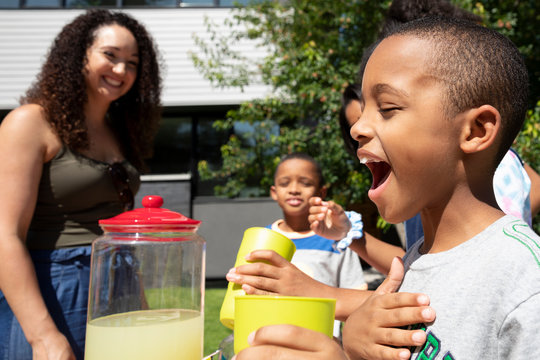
[85,309,202,360]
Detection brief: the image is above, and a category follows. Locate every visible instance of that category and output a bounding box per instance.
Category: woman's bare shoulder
[1,104,61,161]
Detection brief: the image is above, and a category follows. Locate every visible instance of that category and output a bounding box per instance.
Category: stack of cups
[219,227,296,329]
[219,227,336,355]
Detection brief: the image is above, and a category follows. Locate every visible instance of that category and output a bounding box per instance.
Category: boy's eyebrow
[372,83,409,98]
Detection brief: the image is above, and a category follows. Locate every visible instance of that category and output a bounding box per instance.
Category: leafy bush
[192,0,539,230]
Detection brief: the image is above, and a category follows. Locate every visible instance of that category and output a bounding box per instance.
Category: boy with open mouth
[233,16,540,360]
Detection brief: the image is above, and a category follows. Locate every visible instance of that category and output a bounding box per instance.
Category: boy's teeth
[359,157,379,164]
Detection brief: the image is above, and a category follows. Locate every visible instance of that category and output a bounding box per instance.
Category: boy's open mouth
[363,160,391,189]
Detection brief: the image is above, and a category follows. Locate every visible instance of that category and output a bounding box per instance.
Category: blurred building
[0,1,283,278]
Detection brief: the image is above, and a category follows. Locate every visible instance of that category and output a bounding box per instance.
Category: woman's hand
[232,324,348,360]
[343,258,436,360]
[31,328,76,360]
[308,197,351,240]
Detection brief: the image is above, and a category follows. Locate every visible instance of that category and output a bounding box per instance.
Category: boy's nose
[350,114,373,147]
[288,183,300,193]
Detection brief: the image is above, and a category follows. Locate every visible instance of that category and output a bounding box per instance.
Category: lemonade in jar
[85,196,205,360]
[85,309,202,360]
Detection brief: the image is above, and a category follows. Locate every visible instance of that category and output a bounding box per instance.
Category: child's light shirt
[400,215,540,359]
[493,149,532,225]
[268,220,366,337]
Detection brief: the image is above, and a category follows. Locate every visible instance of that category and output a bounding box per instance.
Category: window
[146,116,193,174]
[121,0,177,7]
[219,0,254,6]
[179,0,215,7]
[24,0,62,7]
[1,0,262,8]
[1,0,19,8]
[65,0,116,7]
[144,109,233,196]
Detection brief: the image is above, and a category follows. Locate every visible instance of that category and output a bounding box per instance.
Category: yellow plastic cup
[219,227,296,329]
[233,295,336,354]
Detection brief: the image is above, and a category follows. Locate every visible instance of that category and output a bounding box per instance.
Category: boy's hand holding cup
[221,227,336,355]
[219,227,297,329]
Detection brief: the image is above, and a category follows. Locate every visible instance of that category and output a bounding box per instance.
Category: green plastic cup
[219,227,296,329]
[233,295,336,354]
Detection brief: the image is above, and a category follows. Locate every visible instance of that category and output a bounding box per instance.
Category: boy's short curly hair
[22,9,162,171]
[275,152,325,188]
[384,16,529,165]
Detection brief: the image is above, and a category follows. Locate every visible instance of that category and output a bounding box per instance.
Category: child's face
[345,99,363,128]
[271,158,324,217]
[351,35,463,223]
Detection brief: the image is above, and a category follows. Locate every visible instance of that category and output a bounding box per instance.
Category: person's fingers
[370,292,432,311]
[235,345,315,360]
[325,200,341,213]
[308,196,323,206]
[229,263,280,279]
[375,257,404,295]
[380,305,435,329]
[308,209,327,219]
[241,283,277,296]
[309,219,321,231]
[250,324,344,354]
[354,343,412,360]
[227,272,278,292]
[244,249,288,265]
[250,324,319,348]
[343,326,419,360]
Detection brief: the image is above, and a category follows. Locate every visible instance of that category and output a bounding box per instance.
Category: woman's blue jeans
[0,246,91,360]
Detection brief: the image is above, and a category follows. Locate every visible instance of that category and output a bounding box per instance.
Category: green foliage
[192,0,539,226]
[192,0,388,204]
[204,287,231,356]
[456,0,540,106]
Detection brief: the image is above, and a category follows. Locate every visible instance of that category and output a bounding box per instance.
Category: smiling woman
[84,24,139,105]
[0,9,162,360]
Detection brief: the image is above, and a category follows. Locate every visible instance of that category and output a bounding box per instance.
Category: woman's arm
[349,232,405,275]
[0,105,74,359]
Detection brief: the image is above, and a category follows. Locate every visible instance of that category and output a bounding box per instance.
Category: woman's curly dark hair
[21,9,162,171]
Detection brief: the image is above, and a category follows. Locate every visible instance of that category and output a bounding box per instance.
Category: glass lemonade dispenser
[84,195,205,360]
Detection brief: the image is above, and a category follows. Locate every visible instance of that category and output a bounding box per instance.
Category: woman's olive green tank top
[26,147,140,250]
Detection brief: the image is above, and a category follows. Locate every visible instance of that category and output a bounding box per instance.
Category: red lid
[99,195,201,233]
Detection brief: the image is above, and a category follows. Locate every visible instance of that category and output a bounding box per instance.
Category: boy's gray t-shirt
[400,215,540,359]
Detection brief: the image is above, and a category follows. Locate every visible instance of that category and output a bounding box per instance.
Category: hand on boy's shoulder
[308,197,351,240]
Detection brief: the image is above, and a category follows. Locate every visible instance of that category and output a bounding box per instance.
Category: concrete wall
[135,180,282,279]
[193,196,282,278]
[134,175,192,216]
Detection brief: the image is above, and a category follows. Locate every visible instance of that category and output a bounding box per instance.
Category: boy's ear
[460,105,501,154]
[270,185,278,201]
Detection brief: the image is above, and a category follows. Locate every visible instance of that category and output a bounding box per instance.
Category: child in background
[267,152,366,337]
[233,16,540,360]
